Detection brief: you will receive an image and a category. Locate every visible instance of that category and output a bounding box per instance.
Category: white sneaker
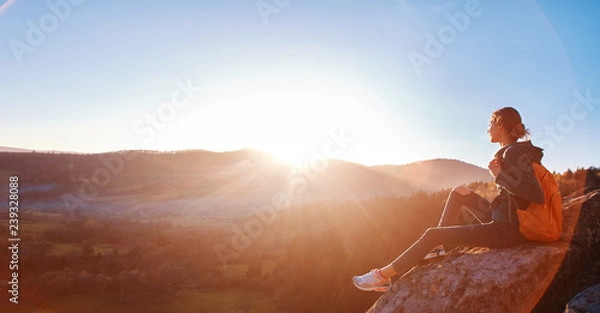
[352,269,391,292]
[424,245,446,260]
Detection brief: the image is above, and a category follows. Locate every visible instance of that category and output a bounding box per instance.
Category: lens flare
[0,0,17,15]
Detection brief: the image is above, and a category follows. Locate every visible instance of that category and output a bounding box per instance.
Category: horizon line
[0,145,485,169]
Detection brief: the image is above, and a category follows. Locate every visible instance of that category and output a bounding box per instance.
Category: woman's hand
[488,158,502,178]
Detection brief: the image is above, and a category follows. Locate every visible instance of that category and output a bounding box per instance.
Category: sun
[243,86,327,167]
[232,81,367,166]
[157,72,395,166]
[266,144,310,167]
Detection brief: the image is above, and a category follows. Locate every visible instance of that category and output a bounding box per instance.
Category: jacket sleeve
[494,146,544,205]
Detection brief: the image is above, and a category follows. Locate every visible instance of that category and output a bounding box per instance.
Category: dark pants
[391,188,526,275]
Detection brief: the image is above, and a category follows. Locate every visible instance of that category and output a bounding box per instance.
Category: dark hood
[494,140,544,164]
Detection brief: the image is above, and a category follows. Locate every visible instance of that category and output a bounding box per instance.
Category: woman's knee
[452,185,472,196]
[422,227,444,241]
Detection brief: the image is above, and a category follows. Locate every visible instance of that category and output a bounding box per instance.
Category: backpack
[516,162,563,242]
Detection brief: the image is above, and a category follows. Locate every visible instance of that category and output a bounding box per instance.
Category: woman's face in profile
[488,118,501,143]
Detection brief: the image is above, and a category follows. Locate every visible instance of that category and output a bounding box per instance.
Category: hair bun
[511,123,529,140]
[516,123,525,132]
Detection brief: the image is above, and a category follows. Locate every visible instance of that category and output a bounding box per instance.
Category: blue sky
[1,0,598,172]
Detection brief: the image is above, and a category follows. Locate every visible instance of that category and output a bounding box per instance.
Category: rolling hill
[0,149,492,216]
[372,159,491,193]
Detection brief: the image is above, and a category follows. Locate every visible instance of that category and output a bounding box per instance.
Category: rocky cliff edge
[366,190,600,313]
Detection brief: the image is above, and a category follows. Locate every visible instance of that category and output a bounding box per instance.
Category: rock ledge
[367,191,600,313]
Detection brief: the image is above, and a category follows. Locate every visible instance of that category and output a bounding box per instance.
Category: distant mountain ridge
[0,148,491,215]
[372,158,491,193]
[0,146,79,154]
[0,146,33,153]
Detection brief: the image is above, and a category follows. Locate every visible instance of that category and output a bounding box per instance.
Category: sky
[0,0,598,172]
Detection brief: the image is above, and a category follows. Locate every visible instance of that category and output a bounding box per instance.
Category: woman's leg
[438,186,492,227]
[379,222,525,278]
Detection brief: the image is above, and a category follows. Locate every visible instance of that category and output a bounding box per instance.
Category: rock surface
[564,284,600,313]
[366,190,600,313]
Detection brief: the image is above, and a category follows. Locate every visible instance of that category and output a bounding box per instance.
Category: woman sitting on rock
[353,107,545,292]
